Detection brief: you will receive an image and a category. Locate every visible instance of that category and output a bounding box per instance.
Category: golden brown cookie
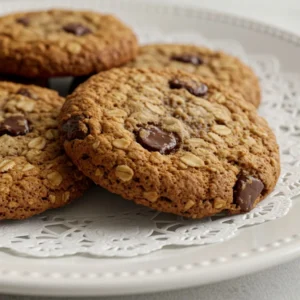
[0,9,138,77]
[127,44,261,107]
[0,82,90,220]
[59,68,280,219]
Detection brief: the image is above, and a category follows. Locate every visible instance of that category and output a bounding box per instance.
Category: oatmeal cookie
[127,44,260,107]
[0,82,90,219]
[0,9,138,77]
[59,68,279,219]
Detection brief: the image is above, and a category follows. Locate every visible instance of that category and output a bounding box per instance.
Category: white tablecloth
[1,0,300,299]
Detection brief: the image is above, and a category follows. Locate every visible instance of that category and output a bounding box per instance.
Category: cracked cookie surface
[0,82,90,220]
[0,9,138,77]
[127,44,261,107]
[59,68,279,219]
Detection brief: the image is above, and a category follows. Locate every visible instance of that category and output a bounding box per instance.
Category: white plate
[1,0,300,297]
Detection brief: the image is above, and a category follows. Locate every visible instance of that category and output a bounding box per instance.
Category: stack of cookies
[0,9,280,220]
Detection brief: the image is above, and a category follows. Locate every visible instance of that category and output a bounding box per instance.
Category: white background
[1,0,300,299]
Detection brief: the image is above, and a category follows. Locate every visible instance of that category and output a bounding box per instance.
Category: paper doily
[0,31,298,258]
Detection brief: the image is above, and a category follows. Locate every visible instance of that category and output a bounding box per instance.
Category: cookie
[0,9,138,78]
[59,68,280,219]
[0,82,90,220]
[127,44,261,107]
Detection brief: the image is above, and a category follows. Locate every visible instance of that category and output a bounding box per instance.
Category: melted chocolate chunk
[61,116,89,140]
[136,125,179,154]
[169,79,208,97]
[171,54,203,65]
[169,78,185,90]
[233,173,264,212]
[186,84,208,97]
[16,17,29,26]
[0,116,29,136]
[63,23,92,36]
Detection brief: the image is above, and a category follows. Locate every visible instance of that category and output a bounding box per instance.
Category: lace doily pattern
[0,31,297,258]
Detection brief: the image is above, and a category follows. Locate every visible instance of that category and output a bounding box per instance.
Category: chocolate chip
[233,173,264,212]
[169,79,208,97]
[136,125,179,154]
[169,79,185,90]
[0,116,30,136]
[17,88,32,98]
[171,54,203,65]
[63,23,92,36]
[186,83,208,97]
[61,116,89,141]
[16,17,29,26]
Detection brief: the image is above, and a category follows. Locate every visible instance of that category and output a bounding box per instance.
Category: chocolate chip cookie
[0,82,90,220]
[0,9,138,78]
[127,44,261,107]
[59,68,280,219]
